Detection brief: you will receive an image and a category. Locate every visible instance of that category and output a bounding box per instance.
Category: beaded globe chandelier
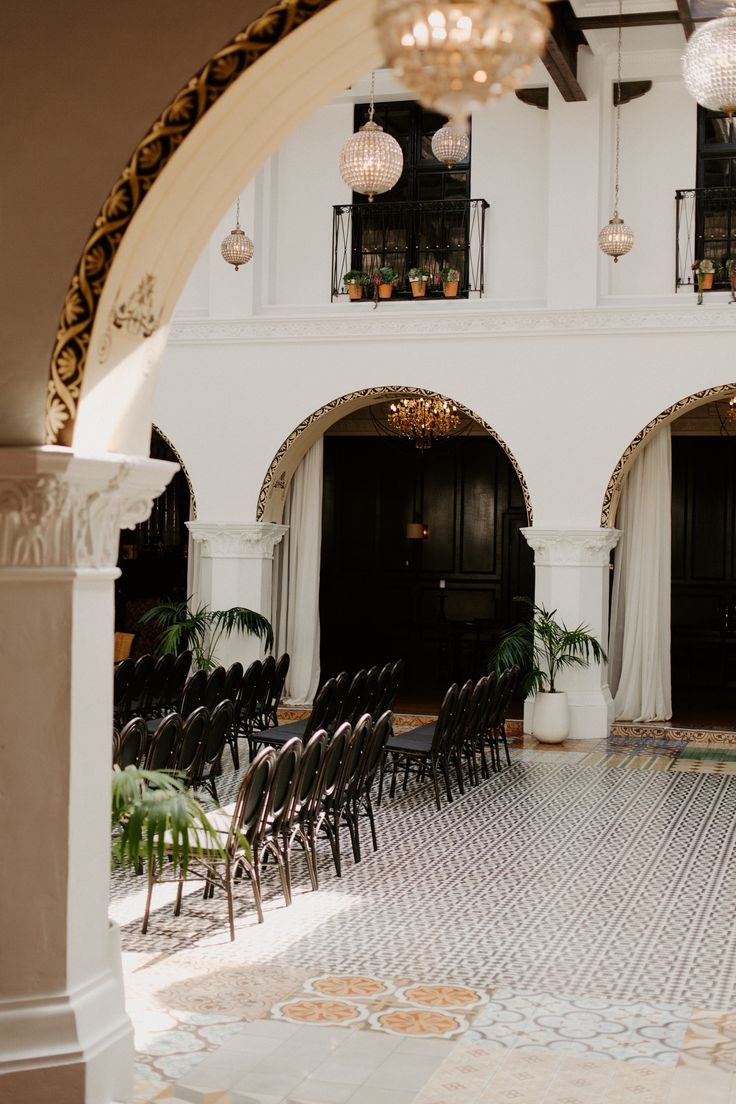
[374,0,550,126]
[598,0,634,262]
[339,72,404,202]
[431,121,470,167]
[683,6,736,118]
[388,397,461,449]
[220,197,254,271]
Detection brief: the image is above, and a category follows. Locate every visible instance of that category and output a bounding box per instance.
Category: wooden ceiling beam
[543,0,588,102]
[676,0,695,39]
[576,10,681,28]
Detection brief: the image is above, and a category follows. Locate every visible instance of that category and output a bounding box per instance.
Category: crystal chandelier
[374,0,550,126]
[728,396,736,422]
[683,5,736,117]
[598,0,634,262]
[220,197,254,271]
[339,72,404,202]
[431,122,470,167]
[388,397,461,449]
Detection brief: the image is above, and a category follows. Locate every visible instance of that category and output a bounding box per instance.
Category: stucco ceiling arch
[256,385,534,525]
[49,0,378,455]
[601,381,736,527]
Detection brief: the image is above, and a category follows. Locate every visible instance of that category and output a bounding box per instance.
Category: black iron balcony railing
[676,187,736,290]
[331,198,489,302]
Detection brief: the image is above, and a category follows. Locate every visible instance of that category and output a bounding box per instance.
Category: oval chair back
[229,748,274,850]
[303,677,336,740]
[237,659,263,736]
[128,654,155,714]
[166,650,193,709]
[265,653,290,727]
[176,706,210,784]
[386,658,405,711]
[288,729,326,826]
[313,722,351,813]
[255,655,277,725]
[196,699,234,801]
[372,663,394,718]
[429,683,460,758]
[363,666,380,717]
[147,653,176,715]
[115,717,147,768]
[328,671,351,732]
[113,658,134,719]
[223,662,244,705]
[180,669,207,716]
[343,670,368,728]
[203,666,226,710]
[144,712,183,770]
[261,737,303,838]
[357,710,393,797]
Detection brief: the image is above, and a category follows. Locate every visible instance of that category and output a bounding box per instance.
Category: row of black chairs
[113,700,234,802]
[382,667,520,810]
[114,651,193,724]
[251,659,404,752]
[141,711,393,940]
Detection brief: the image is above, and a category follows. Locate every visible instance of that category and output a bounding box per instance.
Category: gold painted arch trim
[152,424,197,517]
[45,0,336,447]
[256,385,533,523]
[601,382,736,527]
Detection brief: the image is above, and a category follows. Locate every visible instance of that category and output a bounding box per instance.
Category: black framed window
[350,101,472,296]
[695,106,736,278]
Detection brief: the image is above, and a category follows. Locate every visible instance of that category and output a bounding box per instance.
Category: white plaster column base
[521,527,621,741]
[187,522,288,667]
[0,447,176,1104]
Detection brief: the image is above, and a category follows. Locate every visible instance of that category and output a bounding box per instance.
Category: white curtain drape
[272,438,323,704]
[608,425,672,721]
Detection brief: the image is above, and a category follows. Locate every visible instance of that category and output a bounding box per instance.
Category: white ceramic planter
[532,691,569,743]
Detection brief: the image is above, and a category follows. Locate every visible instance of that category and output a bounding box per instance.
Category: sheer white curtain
[609,425,672,721]
[272,438,323,705]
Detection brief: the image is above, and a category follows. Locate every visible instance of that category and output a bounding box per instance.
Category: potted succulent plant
[407,266,430,298]
[724,258,736,290]
[692,258,716,303]
[343,269,370,301]
[374,266,399,300]
[441,266,460,298]
[492,597,607,743]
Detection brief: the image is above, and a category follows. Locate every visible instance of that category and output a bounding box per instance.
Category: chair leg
[389,759,399,799]
[141,862,156,934]
[365,795,378,851]
[429,759,442,810]
[225,862,235,941]
[454,751,465,795]
[250,863,265,924]
[276,850,291,906]
[346,803,361,863]
[441,759,454,803]
[174,875,185,916]
[229,734,240,770]
[500,723,512,767]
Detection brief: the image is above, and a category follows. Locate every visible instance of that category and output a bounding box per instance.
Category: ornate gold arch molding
[152,424,197,517]
[45,0,335,447]
[600,382,736,527]
[256,386,533,523]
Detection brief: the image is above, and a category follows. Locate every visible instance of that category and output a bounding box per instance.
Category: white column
[186,522,288,667]
[0,447,176,1103]
[522,527,621,739]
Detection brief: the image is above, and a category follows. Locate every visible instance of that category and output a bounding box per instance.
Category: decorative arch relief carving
[256,385,532,525]
[0,450,177,569]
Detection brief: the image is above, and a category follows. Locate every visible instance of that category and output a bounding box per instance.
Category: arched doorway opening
[266,389,533,713]
[114,426,195,657]
[604,384,736,731]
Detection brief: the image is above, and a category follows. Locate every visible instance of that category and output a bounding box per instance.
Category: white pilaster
[186,521,288,667]
[0,446,176,1104]
[521,527,621,739]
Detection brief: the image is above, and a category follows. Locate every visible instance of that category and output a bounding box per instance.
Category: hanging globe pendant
[339,120,403,202]
[431,122,470,167]
[598,215,635,262]
[683,5,736,116]
[220,226,254,271]
[375,0,550,126]
[220,197,254,271]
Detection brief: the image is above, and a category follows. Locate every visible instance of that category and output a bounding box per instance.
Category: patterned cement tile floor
[114,738,736,1104]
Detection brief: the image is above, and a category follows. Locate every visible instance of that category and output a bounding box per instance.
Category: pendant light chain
[613,0,622,217]
[368,70,376,123]
[235,194,240,227]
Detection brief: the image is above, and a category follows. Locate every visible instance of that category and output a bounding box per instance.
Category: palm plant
[111,766,229,874]
[492,597,607,696]
[140,597,273,671]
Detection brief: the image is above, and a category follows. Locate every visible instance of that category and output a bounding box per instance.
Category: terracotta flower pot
[443,280,459,298]
[410,277,428,298]
[378,283,393,299]
[347,283,363,301]
[701,272,714,290]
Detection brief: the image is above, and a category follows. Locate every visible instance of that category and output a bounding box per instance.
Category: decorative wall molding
[521,527,621,566]
[0,449,176,569]
[600,382,736,526]
[45,0,336,447]
[256,386,533,525]
[187,521,288,559]
[169,305,736,346]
